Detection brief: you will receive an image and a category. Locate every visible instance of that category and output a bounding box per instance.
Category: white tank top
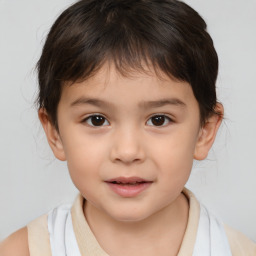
[48,204,81,256]
[47,203,232,256]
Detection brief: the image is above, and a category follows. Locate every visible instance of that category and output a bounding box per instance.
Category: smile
[105,177,153,197]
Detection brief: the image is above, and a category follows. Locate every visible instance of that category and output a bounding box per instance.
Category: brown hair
[37,0,219,129]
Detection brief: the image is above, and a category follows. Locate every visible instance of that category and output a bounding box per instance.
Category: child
[1,0,255,255]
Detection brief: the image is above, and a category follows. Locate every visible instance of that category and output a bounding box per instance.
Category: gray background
[0,0,255,241]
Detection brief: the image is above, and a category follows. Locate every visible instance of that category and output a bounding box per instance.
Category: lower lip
[106,182,152,197]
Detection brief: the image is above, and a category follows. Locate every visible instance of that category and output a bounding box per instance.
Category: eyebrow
[139,98,186,109]
[70,98,113,109]
[70,97,186,109]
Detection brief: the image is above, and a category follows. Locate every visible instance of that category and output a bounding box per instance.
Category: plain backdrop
[0,0,256,242]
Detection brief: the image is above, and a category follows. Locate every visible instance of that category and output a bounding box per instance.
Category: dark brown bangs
[37,0,218,128]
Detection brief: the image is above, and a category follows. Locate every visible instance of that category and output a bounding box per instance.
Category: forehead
[59,64,199,111]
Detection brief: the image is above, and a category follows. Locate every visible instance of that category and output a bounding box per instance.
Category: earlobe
[38,108,66,161]
[194,103,224,160]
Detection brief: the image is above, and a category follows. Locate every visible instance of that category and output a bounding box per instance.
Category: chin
[109,208,153,223]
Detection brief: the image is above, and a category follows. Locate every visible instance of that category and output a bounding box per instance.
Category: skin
[0,227,29,256]
[0,64,223,256]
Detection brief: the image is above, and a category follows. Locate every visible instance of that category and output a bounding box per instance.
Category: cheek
[150,128,198,180]
[64,130,108,161]
[152,129,197,162]
[63,134,108,186]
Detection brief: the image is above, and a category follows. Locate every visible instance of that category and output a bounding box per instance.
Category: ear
[194,103,224,160]
[38,108,66,161]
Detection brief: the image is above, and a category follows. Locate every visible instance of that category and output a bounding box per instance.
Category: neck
[84,193,189,256]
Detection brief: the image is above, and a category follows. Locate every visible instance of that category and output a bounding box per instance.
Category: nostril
[109,135,146,164]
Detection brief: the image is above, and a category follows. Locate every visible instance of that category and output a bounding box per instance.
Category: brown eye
[85,115,109,127]
[147,115,171,127]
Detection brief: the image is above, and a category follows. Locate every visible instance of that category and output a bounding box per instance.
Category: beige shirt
[27,189,256,256]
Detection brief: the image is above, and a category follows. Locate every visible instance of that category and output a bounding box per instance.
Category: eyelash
[82,114,173,127]
[83,114,110,127]
[146,115,172,127]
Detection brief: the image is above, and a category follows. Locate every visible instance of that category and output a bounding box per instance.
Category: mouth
[105,177,153,197]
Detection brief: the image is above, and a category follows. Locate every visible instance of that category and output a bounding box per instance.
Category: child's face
[41,64,219,222]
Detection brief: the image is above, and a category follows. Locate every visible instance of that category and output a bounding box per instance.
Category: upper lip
[105,176,152,184]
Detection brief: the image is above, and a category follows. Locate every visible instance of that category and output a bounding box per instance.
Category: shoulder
[27,213,52,256]
[0,213,52,256]
[0,227,30,256]
[224,224,256,256]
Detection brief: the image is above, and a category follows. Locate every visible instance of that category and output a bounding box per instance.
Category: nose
[110,127,146,164]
